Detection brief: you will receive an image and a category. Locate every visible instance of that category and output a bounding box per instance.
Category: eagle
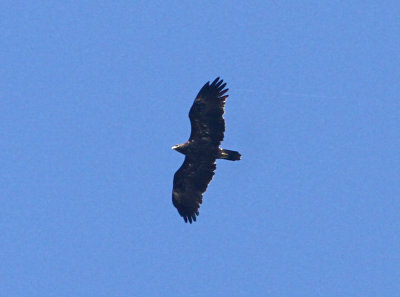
[172,77,241,223]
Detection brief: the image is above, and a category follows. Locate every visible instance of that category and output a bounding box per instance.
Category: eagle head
[171,143,187,155]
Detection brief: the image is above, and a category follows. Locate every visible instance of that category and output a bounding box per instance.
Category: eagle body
[172,77,241,223]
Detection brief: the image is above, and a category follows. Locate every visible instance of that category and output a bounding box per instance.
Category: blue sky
[1,1,399,296]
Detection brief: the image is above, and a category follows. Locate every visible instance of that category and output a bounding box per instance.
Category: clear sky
[1,1,399,296]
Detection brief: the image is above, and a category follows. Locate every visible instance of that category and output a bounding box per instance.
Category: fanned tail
[219,149,241,161]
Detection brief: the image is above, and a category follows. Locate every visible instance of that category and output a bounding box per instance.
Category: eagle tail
[219,149,241,161]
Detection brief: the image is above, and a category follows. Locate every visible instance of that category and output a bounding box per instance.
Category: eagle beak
[171,145,178,150]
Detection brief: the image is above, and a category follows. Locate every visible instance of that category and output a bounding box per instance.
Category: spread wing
[188,77,228,145]
[172,156,216,223]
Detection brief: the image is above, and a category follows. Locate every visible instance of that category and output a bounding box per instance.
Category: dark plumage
[172,77,241,223]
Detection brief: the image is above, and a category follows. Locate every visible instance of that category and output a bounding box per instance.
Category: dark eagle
[172,77,241,223]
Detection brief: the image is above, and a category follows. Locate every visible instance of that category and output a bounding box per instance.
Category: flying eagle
[172,77,241,223]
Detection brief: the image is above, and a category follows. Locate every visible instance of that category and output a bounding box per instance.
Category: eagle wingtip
[182,212,199,224]
[211,77,222,86]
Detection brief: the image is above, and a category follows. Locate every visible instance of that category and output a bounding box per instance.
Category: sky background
[1,1,399,296]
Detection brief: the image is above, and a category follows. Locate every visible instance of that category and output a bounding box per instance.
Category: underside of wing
[189,77,228,145]
[172,156,217,223]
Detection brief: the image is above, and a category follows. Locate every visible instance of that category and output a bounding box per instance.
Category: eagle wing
[189,77,228,145]
[172,156,216,223]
